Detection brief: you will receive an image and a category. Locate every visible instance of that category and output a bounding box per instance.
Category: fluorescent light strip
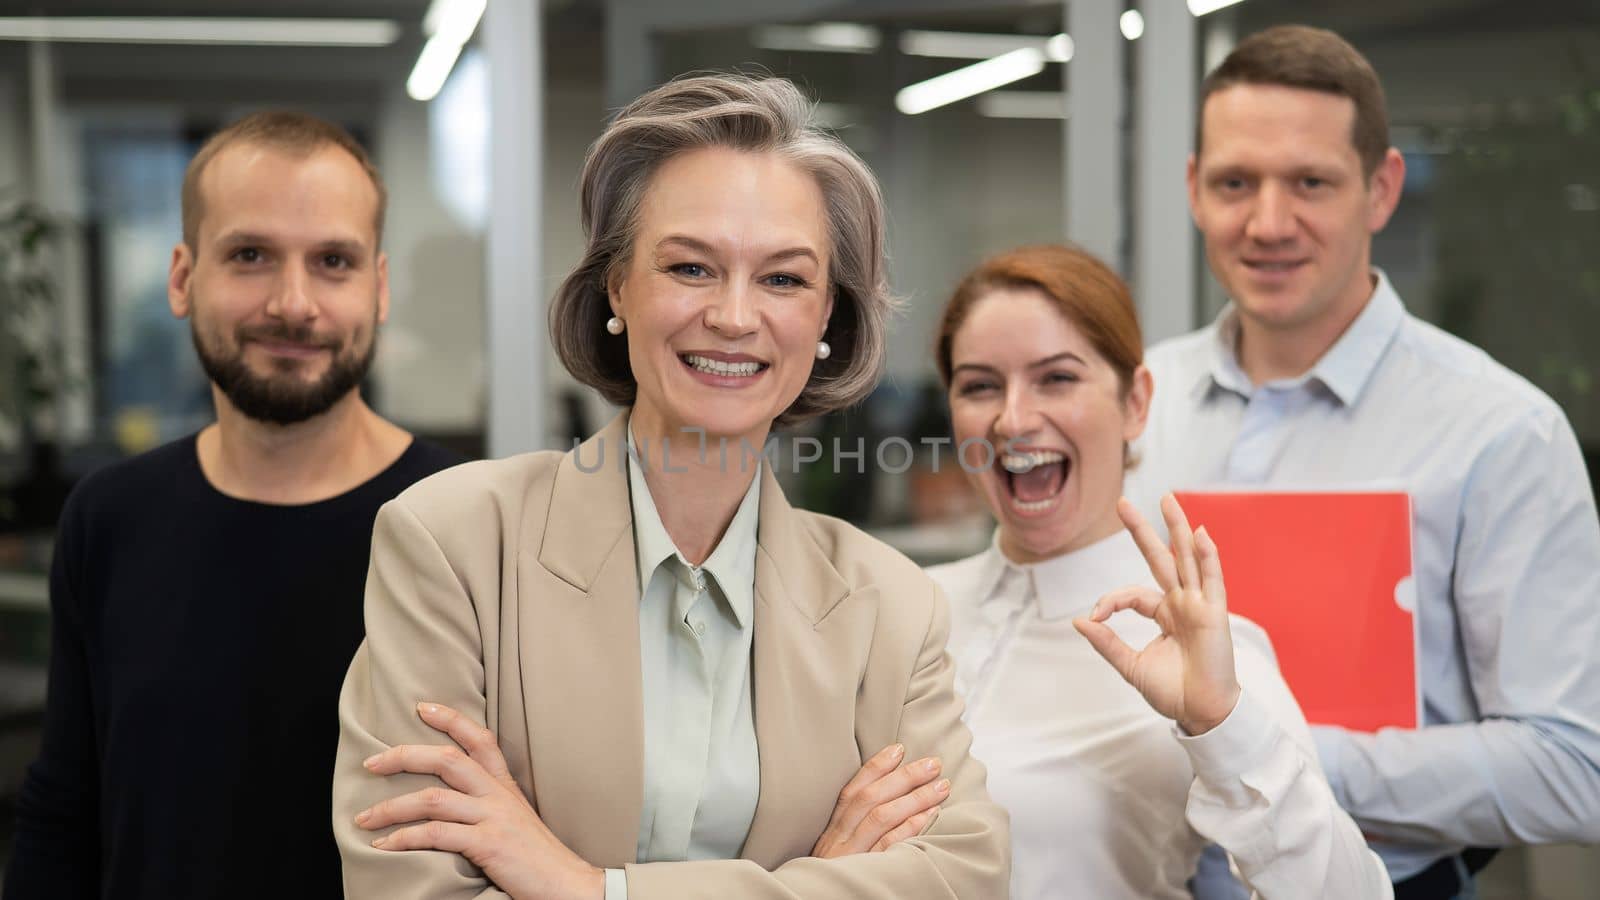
[901,30,1073,63]
[895,48,1047,115]
[425,0,486,46]
[407,35,466,102]
[977,91,1068,119]
[1188,0,1249,15]
[0,16,398,46]
[753,22,879,54]
[407,0,486,102]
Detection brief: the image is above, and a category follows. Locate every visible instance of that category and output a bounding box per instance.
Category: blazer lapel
[740,466,874,868]
[519,413,645,867]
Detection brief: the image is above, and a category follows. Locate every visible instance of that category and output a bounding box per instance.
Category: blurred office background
[0,0,1596,892]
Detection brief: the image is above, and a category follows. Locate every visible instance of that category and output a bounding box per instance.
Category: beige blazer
[333,413,1009,898]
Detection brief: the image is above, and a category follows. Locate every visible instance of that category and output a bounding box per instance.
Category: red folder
[1174,490,1418,732]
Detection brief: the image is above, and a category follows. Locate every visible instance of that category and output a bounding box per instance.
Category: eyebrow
[1028,351,1086,368]
[214,231,371,257]
[314,239,370,259]
[951,352,1086,376]
[655,234,820,267]
[1203,161,1345,178]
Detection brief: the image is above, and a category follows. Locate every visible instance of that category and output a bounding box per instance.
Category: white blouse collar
[979,529,1152,621]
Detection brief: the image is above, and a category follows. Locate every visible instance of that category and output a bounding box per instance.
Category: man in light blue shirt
[1126,25,1600,900]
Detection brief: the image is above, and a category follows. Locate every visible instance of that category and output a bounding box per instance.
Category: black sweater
[5,434,461,899]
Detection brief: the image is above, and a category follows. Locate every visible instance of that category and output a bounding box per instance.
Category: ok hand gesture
[1072,495,1241,736]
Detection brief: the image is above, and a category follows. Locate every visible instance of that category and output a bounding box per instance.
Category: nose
[264,262,318,323]
[1245,181,1297,245]
[702,281,758,339]
[993,383,1042,447]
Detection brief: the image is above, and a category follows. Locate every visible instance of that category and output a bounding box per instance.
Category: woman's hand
[812,743,949,858]
[356,702,604,900]
[1073,495,1241,736]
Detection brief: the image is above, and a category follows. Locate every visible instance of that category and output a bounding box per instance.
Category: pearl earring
[816,341,831,360]
[605,316,625,335]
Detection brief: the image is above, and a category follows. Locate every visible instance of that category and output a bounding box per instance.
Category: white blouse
[928,530,1390,899]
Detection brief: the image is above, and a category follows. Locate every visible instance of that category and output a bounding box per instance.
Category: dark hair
[548,73,895,425]
[182,110,386,249]
[1198,25,1389,177]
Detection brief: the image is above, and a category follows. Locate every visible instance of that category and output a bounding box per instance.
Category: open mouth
[680,353,769,379]
[997,449,1070,515]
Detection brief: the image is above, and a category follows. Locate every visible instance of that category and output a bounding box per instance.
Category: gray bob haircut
[548,72,895,425]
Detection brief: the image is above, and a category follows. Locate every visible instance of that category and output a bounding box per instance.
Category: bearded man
[6,112,460,900]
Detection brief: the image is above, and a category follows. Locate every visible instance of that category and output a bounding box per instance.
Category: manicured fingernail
[418,702,439,715]
[355,809,371,825]
[371,836,387,849]
[935,779,951,794]
[1090,602,1102,619]
[922,758,940,774]
[890,743,905,761]
[363,754,379,769]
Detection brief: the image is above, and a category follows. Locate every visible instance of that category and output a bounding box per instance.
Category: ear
[1185,153,1202,227]
[1366,147,1406,233]
[1122,364,1154,444]
[168,242,195,319]
[376,250,391,325]
[821,285,837,337]
[606,268,626,319]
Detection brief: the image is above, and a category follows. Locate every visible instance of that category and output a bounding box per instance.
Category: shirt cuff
[1175,689,1279,788]
[605,867,628,900]
[1309,724,1351,807]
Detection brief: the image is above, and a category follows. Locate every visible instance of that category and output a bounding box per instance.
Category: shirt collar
[970,529,1013,607]
[1027,529,1150,620]
[975,528,1149,621]
[626,424,760,629]
[1309,269,1406,405]
[1201,269,1406,407]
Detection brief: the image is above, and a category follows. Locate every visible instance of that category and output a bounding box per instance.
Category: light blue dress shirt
[1126,271,1600,881]
[603,428,762,899]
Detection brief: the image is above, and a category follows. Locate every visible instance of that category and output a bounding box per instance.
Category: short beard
[192,317,377,426]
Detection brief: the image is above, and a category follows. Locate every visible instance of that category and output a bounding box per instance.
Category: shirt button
[693,620,707,636]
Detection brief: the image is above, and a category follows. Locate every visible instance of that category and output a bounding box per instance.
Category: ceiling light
[408,0,485,102]
[901,30,1072,63]
[0,16,399,46]
[753,22,879,54]
[895,48,1047,115]
[1044,33,1074,62]
[977,91,1068,119]
[1120,10,1146,40]
[1187,0,1249,15]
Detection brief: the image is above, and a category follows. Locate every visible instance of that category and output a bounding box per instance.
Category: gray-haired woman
[329,74,1009,899]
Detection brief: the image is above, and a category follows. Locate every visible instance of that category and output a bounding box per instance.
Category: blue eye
[765,273,809,289]
[670,263,709,278]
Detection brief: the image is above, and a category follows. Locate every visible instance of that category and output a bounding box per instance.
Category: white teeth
[1001,450,1065,473]
[683,354,763,377]
[1013,497,1056,513]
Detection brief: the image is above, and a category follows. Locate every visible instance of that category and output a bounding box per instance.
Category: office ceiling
[2,0,1591,106]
